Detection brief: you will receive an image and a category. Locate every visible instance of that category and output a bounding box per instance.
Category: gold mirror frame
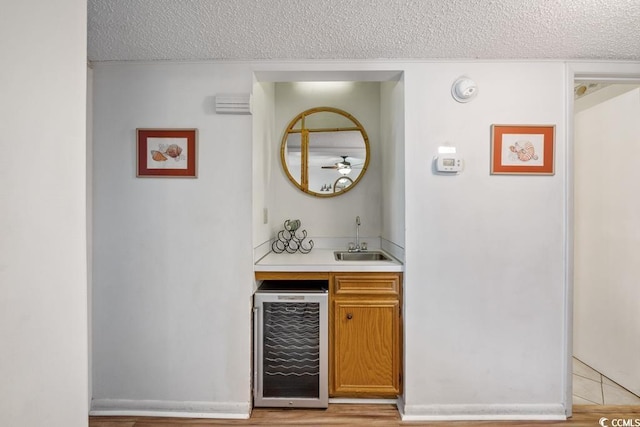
[280,107,370,198]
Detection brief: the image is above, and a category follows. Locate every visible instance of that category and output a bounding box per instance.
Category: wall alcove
[251,70,405,254]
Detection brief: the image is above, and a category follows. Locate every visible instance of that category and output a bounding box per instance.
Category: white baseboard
[90,399,251,419]
[400,403,566,421]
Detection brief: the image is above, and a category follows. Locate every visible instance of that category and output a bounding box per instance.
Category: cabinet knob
[346,313,353,320]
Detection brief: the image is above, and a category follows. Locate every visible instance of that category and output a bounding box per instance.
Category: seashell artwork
[509,141,538,162]
[491,125,553,175]
[151,150,168,161]
[165,144,182,158]
[151,143,185,163]
[138,130,196,177]
[150,144,185,163]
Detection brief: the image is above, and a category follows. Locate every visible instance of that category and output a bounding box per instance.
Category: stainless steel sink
[334,251,392,261]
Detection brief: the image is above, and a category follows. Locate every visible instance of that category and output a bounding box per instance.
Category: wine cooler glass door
[254,292,327,408]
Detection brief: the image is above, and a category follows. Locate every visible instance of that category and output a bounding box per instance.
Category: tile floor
[573,357,640,405]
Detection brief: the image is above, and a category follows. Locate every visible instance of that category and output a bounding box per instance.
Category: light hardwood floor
[90,404,640,426]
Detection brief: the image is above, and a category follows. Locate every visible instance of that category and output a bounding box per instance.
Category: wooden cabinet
[254,270,403,398]
[329,273,402,397]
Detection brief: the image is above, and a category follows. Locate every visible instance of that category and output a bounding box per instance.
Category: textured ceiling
[88,0,640,62]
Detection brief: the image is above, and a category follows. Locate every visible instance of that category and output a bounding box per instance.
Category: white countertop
[254,249,404,272]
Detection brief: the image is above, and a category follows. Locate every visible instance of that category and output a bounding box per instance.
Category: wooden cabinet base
[254,271,403,398]
[329,273,402,397]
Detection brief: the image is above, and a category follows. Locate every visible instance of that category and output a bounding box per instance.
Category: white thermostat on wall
[434,146,463,173]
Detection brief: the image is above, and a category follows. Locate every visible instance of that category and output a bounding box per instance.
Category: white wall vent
[215,94,251,114]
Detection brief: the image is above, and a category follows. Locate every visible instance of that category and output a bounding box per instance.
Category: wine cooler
[253,280,328,408]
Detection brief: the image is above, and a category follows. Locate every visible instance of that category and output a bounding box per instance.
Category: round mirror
[280,107,370,197]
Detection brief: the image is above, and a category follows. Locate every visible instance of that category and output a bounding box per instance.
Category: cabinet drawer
[333,273,400,296]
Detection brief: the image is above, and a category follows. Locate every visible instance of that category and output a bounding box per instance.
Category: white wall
[91,62,254,417]
[87,65,95,411]
[380,79,405,249]
[0,1,89,426]
[92,60,570,420]
[574,87,640,396]
[402,62,567,419]
[252,80,276,250]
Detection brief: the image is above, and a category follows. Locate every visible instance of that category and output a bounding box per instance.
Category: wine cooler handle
[253,307,259,401]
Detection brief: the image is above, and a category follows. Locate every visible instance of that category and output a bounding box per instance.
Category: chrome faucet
[349,216,364,252]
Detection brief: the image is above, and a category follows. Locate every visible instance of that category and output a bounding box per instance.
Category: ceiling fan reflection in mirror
[321,156,363,175]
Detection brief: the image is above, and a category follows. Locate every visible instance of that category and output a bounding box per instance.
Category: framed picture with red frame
[136,128,197,178]
[490,125,555,175]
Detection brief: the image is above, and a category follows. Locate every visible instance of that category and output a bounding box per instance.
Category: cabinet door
[332,299,400,396]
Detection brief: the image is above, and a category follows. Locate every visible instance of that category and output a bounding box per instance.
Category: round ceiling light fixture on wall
[451,76,478,103]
